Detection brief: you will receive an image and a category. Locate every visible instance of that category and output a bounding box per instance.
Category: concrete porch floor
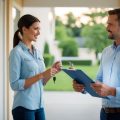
[44,91,101,120]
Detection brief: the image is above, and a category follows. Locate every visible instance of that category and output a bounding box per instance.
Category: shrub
[59,38,78,56]
[62,60,92,66]
[43,42,54,67]
[44,42,49,54]
[44,54,54,67]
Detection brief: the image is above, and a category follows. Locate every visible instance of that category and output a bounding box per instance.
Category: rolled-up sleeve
[9,50,25,91]
[115,87,120,99]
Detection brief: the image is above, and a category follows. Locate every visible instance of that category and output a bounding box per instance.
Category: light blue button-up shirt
[9,41,45,110]
[96,44,120,107]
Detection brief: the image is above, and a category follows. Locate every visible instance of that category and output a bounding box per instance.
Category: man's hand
[91,81,116,97]
[73,80,85,92]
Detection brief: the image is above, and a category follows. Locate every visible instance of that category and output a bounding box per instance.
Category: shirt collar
[112,42,120,49]
[18,41,36,51]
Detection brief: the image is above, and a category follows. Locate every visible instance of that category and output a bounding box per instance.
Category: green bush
[62,60,92,66]
[44,42,49,54]
[43,42,55,67]
[59,39,78,56]
[44,54,54,67]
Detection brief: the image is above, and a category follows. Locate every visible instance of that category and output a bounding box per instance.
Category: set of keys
[53,76,56,84]
[53,61,74,84]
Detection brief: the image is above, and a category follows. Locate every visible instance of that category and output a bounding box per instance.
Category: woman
[9,14,61,120]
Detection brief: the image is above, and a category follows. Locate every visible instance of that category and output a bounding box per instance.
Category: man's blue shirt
[9,41,45,110]
[96,44,120,107]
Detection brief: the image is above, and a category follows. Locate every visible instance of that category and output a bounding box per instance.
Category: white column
[0,0,5,119]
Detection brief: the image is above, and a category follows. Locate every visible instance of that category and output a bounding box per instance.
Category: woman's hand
[42,61,62,78]
[24,61,62,88]
[52,61,62,73]
[42,61,62,84]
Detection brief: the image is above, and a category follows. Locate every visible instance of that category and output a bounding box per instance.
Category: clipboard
[62,69,109,99]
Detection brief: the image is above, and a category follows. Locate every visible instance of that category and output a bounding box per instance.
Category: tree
[81,10,112,59]
[72,26,81,37]
[55,25,78,56]
[65,12,76,28]
[81,24,112,58]
[55,25,68,41]
[55,13,79,56]
[84,11,107,25]
[55,16,64,26]
[65,12,81,37]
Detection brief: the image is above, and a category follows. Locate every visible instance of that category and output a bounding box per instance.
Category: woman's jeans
[12,106,46,120]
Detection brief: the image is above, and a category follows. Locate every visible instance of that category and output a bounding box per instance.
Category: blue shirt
[9,41,45,110]
[96,44,120,107]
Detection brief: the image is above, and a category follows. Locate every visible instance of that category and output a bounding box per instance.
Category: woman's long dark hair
[13,14,40,48]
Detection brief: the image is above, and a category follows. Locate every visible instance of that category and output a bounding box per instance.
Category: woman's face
[23,22,40,42]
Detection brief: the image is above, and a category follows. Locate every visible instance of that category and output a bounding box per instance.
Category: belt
[103,107,120,113]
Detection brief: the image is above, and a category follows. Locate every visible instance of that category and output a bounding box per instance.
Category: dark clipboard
[62,69,109,99]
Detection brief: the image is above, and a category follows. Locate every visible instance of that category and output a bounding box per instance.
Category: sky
[55,7,90,17]
[55,7,92,24]
[55,7,112,17]
[54,7,112,25]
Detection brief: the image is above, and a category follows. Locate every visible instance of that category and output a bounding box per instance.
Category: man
[73,8,120,120]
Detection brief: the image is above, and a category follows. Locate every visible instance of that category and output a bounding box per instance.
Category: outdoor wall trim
[0,0,4,120]
[24,0,120,7]
[6,0,13,119]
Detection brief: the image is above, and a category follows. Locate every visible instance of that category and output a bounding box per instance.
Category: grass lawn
[44,65,99,91]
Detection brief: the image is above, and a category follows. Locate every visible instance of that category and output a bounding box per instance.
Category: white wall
[78,48,97,64]
[0,0,5,119]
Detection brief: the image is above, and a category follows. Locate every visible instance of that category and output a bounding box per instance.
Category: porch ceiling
[23,0,120,7]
